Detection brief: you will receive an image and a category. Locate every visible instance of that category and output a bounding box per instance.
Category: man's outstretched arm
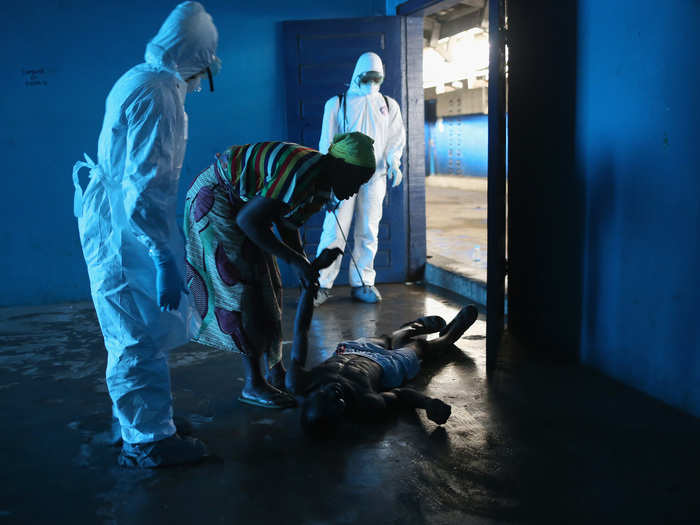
[286,248,343,394]
[285,280,316,394]
[358,389,452,425]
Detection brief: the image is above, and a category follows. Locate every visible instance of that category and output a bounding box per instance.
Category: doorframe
[485,0,507,373]
[402,16,427,281]
[397,0,508,371]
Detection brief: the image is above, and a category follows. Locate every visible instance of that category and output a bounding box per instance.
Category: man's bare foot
[239,381,296,409]
[426,398,451,425]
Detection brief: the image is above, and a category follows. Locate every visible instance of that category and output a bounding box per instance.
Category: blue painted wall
[0,0,383,307]
[577,0,700,416]
[386,1,401,15]
[424,113,509,177]
[425,114,488,177]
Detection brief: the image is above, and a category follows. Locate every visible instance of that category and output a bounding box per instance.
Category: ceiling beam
[398,0,466,17]
[430,19,441,46]
[439,8,486,39]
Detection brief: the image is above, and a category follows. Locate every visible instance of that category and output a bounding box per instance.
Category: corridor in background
[426,174,487,283]
[422,2,491,280]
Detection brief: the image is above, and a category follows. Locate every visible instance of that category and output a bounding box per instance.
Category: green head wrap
[328,132,376,171]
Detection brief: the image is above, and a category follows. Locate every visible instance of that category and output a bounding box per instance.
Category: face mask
[204,56,223,92]
[210,55,223,77]
[186,75,202,93]
[358,82,380,95]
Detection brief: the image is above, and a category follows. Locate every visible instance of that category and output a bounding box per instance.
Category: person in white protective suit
[71,1,220,468]
[314,52,406,305]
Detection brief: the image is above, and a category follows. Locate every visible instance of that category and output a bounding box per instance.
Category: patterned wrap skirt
[184,163,283,365]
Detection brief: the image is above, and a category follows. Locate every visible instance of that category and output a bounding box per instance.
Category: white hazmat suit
[315,52,406,294]
[72,2,217,445]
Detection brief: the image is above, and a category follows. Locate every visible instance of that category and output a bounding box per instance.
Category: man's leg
[350,172,387,290]
[389,316,447,349]
[400,305,479,362]
[316,195,356,290]
[364,335,392,348]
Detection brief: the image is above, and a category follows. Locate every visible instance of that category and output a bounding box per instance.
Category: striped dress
[184,142,329,363]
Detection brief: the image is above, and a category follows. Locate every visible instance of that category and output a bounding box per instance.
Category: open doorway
[422,2,491,285]
[399,0,508,369]
[284,1,506,366]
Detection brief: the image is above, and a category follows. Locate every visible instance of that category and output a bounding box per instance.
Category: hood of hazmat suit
[145,1,219,92]
[71,1,217,445]
[318,51,405,175]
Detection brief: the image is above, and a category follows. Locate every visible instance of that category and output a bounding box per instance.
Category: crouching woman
[184,132,375,408]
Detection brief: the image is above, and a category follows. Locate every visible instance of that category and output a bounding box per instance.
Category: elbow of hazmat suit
[72,1,217,445]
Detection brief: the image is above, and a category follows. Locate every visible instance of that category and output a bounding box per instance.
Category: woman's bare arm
[236,196,316,288]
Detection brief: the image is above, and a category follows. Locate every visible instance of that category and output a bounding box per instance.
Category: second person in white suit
[314,52,406,305]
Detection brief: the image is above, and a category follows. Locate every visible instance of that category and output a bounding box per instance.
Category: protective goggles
[358,71,384,84]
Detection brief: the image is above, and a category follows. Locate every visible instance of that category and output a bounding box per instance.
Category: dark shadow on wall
[507,0,584,361]
[581,151,618,359]
[582,145,700,415]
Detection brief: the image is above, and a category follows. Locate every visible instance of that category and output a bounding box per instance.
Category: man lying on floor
[286,248,479,434]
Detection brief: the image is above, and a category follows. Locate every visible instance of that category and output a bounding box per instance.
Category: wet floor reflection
[2,285,698,523]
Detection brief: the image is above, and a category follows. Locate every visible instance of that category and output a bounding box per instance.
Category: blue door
[281,16,408,287]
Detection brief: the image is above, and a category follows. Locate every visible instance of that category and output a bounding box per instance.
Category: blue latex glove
[153,253,186,311]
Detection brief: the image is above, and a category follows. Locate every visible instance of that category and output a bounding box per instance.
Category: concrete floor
[1,284,699,524]
[426,175,489,284]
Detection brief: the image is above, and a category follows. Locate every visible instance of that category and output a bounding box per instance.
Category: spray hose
[332,209,366,288]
